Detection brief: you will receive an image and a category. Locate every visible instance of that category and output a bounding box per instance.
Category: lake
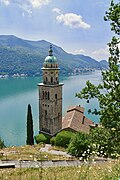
[0,71,102,146]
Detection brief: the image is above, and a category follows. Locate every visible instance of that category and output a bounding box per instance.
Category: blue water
[0,71,102,146]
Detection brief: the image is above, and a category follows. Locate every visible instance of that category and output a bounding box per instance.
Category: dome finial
[49,44,53,56]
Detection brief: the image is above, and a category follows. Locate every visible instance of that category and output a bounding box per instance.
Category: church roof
[62,106,94,133]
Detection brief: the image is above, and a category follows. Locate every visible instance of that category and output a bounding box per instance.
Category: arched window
[51,77,53,83]
[45,110,47,116]
[42,91,44,99]
[45,91,47,99]
[46,77,48,83]
[56,77,58,84]
[48,91,50,100]
[55,94,57,100]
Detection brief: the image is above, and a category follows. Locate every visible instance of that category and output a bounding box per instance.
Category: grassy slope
[0,145,120,179]
[0,144,73,161]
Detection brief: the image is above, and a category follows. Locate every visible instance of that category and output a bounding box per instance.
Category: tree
[26,104,34,145]
[76,1,120,130]
[0,137,5,149]
[104,0,120,35]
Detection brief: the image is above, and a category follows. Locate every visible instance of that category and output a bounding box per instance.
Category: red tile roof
[62,106,94,133]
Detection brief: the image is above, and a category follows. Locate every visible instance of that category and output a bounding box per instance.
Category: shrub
[55,130,75,147]
[90,127,120,158]
[67,132,91,158]
[50,137,56,146]
[35,133,51,144]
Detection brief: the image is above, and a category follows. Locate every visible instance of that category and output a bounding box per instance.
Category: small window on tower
[46,77,48,83]
[42,91,44,99]
[45,110,47,116]
[51,77,53,83]
[48,91,50,100]
[55,94,57,100]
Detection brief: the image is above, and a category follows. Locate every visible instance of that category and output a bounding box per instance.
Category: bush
[68,132,91,158]
[0,137,5,149]
[55,130,75,147]
[35,133,51,144]
[50,137,56,146]
[90,127,120,158]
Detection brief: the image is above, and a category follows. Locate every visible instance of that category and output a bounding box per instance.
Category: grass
[0,144,75,161]
[1,145,120,179]
[0,160,120,179]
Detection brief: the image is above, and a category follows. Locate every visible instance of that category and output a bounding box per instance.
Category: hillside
[0,35,108,77]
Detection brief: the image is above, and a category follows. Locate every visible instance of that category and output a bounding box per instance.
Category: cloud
[53,9,91,29]
[91,46,109,60]
[1,0,51,15]
[74,49,85,54]
[28,0,50,8]
[52,8,61,14]
[1,0,10,6]
[18,3,33,16]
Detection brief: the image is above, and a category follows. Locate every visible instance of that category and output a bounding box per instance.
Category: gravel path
[40,144,71,157]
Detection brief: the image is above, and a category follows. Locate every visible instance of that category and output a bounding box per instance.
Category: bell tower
[38,45,64,136]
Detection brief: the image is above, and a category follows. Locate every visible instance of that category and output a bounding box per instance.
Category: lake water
[0,71,102,146]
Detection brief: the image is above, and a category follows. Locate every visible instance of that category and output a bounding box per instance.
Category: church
[38,45,94,136]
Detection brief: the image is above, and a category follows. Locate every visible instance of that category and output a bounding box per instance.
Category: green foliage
[43,134,51,144]
[68,132,91,158]
[90,127,120,158]
[90,127,111,157]
[104,0,120,35]
[0,137,5,149]
[26,104,34,145]
[50,136,56,146]
[76,1,120,130]
[55,130,75,147]
[35,133,50,144]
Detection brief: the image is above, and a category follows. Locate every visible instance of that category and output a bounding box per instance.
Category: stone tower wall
[38,84,63,135]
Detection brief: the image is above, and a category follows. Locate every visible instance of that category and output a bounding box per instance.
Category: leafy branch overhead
[104,0,120,35]
[76,0,120,130]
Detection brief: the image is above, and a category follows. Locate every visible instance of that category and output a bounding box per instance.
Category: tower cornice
[41,67,60,70]
[38,83,64,87]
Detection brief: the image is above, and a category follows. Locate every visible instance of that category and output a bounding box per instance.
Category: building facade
[38,45,64,136]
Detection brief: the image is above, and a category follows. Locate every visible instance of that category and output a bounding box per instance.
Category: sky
[0,0,119,61]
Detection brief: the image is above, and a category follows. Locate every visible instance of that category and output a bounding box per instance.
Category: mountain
[0,35,108,76]
[99,60,109,69]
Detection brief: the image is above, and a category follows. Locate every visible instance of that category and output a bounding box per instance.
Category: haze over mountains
[0,35,108,76]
